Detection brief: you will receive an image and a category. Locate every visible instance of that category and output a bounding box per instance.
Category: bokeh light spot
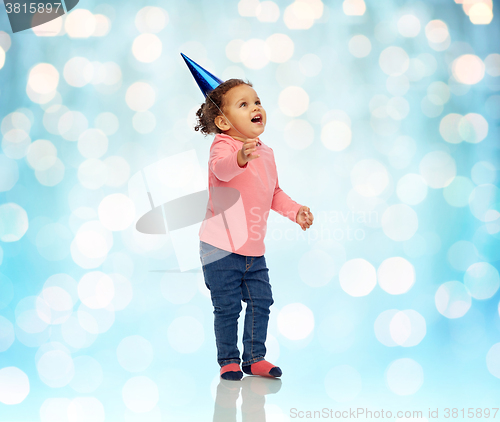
[65,9,97,38]
[397,173,428,205]
[348,35,371,58]
[321,121,351,151]
[435,280,471,318]
[0,316,15,352]
[78,271,115,309]
[339,258,376,297]
[486,343,500,379]
[379,46,410,76]
[37,349,74,388]
[397,14,421,37]
[135,6,168,33]
[0,203,29,242]
[443,176,475,207]
[386,358,423,395]
[464,262,500,299]
[277,303,314,339]
[28,63,59,95]
[351,159,389,197]
[343,0,366,16]
[98,194,135,231]
[78,129,108,159]
[278,86,309,116]
[132,34,162,63]
[0,367,30,404]
[266,33,294,63]
[0,154,19,192]
[377,257,415,295]
[126,82,156,112]
[452,54,485,85]
[419,151,456,188]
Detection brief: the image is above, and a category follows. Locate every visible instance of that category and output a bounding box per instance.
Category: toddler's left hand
[296,206,314,231]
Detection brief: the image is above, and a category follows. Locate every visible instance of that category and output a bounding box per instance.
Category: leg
[200,242,245,376]
[240,255,281,377]
[240,256,273,366]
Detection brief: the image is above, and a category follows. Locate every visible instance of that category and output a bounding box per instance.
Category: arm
[271,176,303,223]
[210,141,247,182]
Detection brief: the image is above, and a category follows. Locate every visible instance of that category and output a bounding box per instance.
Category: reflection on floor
[213,376,282,422]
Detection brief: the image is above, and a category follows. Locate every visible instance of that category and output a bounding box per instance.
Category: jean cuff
[220,359,241,367]
[242,356,265,366]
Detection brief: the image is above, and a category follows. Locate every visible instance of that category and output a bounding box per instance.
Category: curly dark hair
[194,78,252,135]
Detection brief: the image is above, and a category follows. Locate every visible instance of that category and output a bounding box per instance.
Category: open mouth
[251,114,263,124]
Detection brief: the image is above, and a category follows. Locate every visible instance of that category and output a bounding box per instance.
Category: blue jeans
[200,241,274,368]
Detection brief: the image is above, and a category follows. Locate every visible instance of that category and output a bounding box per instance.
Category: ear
[214,115,230,132]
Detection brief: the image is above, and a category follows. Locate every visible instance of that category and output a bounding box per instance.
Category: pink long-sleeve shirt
[199,133,302,257]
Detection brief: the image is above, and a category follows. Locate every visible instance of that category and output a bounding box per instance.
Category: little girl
[194,77,313,381]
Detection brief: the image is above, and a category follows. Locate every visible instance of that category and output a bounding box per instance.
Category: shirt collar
[217,133,262,146]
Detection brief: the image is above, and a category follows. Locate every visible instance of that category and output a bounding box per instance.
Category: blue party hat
[181,53,224,98]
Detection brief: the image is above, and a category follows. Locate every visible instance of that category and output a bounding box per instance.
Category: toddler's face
[218,84,266,141]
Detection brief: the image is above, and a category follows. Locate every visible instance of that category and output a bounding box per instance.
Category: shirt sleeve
[209,138,247,182]
[271,175,302,223]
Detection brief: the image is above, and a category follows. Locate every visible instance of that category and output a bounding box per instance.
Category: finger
[245,139,257,147]
[245,149,257,157]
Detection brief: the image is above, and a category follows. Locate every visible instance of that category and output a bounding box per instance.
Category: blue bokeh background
[0,0,499,420]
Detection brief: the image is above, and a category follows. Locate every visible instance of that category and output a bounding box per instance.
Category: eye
[239,102,247,107]
[256,101,261,105]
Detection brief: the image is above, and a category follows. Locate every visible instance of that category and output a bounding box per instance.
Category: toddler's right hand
[238,138,260,166]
